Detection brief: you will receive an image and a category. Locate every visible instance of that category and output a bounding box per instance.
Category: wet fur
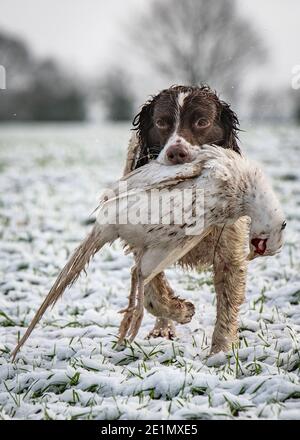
[131,85,240,170]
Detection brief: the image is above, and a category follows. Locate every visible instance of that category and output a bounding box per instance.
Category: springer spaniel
[124,85,248,354]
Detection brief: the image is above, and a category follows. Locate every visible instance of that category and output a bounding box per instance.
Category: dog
[123,85,251,353]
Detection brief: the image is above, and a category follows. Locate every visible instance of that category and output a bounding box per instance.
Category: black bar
[0,420,297,438]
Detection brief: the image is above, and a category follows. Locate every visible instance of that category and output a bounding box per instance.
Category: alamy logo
[96,182,205,236]
[291,65,300,90]
[0,65,6,89]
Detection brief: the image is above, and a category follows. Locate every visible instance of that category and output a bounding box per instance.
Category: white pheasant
[11,144,286,359]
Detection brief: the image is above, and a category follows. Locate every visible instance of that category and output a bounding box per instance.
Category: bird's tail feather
[11,224,108,361]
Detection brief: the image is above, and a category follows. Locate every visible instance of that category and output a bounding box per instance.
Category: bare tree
[129,0,265,100]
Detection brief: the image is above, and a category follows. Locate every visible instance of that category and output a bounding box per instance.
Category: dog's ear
[132,96,159,168]
[219,100,241,154]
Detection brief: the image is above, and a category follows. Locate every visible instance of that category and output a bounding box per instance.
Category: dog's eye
[194,118,210,129]
[281,220,287,230]
[155,118,169,129]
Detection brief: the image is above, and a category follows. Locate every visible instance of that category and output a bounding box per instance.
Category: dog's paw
[146,319,176,340]
[170,298,195,324]
[180,299,195,324]
[146,326,176,340]
[210,334,239,355]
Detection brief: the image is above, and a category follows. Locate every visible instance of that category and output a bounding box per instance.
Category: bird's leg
[118,265,138,344]
[144,272,195,340]
[128,267,144,341]
[210,221,248,354]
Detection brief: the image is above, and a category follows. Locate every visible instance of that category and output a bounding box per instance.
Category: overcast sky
[0,0,299,92]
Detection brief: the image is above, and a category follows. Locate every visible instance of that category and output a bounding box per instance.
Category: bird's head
[248,215,286,260]
[242,162,286,260]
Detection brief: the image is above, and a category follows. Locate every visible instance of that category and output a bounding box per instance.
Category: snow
[0,122,299,420]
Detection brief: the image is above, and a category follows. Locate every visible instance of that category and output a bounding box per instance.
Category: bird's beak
[247,238,268,260]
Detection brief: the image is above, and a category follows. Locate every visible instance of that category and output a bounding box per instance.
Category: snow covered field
[0,122,299,420]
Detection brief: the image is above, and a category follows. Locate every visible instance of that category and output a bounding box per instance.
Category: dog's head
[133,85,240,168]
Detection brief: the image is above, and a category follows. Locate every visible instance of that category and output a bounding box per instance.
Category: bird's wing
[97,143,242,212]
[121,159,204,189]
[143,228,213,285]
[96,159,205,213]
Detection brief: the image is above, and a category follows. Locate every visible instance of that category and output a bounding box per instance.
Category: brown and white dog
[123,85,249,354]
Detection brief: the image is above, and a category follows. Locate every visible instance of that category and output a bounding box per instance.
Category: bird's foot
[118,305,144,344]
[118,307,135,344]
[128,303,144,342]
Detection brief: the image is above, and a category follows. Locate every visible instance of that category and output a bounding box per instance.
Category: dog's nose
[166,144,190,164]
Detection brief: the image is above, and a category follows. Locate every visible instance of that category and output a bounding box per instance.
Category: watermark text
[0,65,6,90]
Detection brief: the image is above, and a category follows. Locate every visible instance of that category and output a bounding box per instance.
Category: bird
[11,144,286,360]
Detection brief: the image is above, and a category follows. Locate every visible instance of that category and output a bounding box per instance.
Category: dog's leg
[144,272,195,339]
[210,219,248,354]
